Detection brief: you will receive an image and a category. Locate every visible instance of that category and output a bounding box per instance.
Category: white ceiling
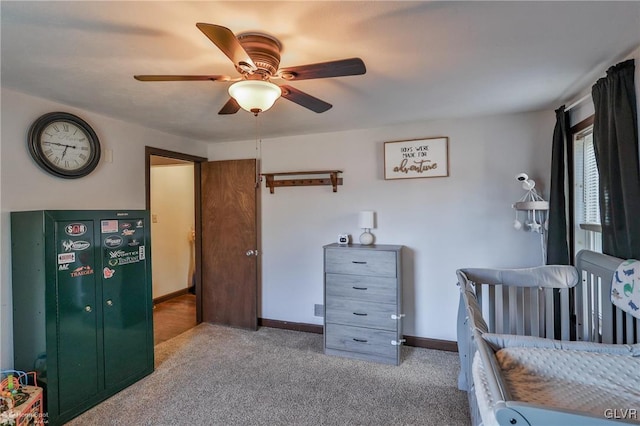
[2,1,640,143]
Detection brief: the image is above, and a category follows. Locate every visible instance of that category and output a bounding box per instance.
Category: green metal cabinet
[11,210,154,425]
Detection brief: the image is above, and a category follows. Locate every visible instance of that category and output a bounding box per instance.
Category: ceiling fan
[134,23,366,115]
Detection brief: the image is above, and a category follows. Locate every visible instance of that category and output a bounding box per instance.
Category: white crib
[457,250,640,426]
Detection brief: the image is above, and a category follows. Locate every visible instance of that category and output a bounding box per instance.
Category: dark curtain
[592,59,640,260]
[546,106,571,265]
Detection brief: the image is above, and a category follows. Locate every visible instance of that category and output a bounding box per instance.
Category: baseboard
[403,335,458,352]
[258,318,323,334]
[153,287,190,304]
[258,318,458,352]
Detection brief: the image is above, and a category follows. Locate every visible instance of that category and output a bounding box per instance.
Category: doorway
[145,147,207,344]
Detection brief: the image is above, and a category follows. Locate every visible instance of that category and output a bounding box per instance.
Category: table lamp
[358,211,375,245]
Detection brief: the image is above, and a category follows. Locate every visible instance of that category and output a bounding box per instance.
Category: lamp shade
[228,80,281,114]
[358,211,375,229]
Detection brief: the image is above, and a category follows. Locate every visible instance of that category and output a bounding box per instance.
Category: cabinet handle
[84,305,92,313]
[351,261,367,264]
[352,286,368,290]
[106,300,114,307]
[353,312,368,316]
[353,338,368,343]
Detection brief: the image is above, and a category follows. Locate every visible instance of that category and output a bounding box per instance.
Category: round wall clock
[28,112,101,179]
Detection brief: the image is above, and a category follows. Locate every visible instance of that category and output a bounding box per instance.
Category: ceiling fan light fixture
[228,80,282,114]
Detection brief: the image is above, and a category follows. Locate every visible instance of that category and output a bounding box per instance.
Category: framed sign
[384,137,449,180]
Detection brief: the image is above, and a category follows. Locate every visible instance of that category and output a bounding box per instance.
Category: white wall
[0,88,208,369]
[150,164,195,298]
[210,110,555,340]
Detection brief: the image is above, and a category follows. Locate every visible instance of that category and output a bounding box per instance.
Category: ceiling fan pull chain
[255,114,263,186]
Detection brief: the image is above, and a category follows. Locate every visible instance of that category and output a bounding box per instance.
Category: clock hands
[43,141,77,150]
[42,140,79,161]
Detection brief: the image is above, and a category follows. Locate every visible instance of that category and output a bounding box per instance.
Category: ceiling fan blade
[280,85,332,113]
[218,98,241,115]
[134,75,232,82]
[196,23,257,72]
[278,58,366,81]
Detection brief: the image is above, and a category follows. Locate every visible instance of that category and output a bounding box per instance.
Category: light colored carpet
[68,324,470,425]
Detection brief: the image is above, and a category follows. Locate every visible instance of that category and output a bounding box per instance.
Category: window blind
[582,132,601,224]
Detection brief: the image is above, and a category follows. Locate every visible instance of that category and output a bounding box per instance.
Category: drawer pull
[351,261,367,264]
[353,338,368,343]
[352,312,368,316]
[352,286,368,290]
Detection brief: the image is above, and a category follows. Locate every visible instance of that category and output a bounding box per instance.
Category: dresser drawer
[325,249,396,277]
[326,298,397,330]
[325,323,397,359]
[325,273,397,304]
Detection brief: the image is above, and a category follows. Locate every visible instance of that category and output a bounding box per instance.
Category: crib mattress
[494,346,640,423]
[472,353,499,426]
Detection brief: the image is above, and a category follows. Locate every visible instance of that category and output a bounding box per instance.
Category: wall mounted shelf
[261,170,343,193]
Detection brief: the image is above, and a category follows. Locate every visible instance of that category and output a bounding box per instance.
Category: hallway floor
[153,293,197,345]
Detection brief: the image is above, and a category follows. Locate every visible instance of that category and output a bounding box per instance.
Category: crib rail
[575,249,639,344]
[459,251,639,345]
[457,265,579,341]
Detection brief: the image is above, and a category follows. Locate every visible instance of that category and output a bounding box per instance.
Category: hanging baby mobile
[512,173,549,232]
[512,173,549,262]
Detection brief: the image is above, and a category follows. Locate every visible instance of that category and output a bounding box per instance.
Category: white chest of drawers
[323,243,403,365]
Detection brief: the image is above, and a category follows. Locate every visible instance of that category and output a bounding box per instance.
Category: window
[572,117,602,255]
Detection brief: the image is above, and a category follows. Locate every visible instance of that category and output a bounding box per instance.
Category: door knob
[106,300,113,306]
[245,249,259,257]
[84,305,92,312]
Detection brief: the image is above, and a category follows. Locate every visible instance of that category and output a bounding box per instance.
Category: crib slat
[488,285,495,333]
[509,287,524,335]
[517,287,529,335]
[501,285,510,334]
[545,288,554,338]
[586,274,594,342]
[595,277,602,342]
[502,286,516,334]
[523,287,531,335]
[600,267,613,344]
[475,284,483,327]
[495,285,504,334]
[616,308,624,344]
[560,288,569,340]
[529,288,541,337]
[539,287,546,337]
[626,313,634,344]
[601,280,613,344]
[575,274,585,341]
[507,286,514,334]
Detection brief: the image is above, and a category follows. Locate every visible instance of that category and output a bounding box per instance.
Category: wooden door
[201,159,258,330]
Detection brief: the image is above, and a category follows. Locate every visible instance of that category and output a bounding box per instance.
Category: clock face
[39,121,94,172]
[28,112,101,178]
